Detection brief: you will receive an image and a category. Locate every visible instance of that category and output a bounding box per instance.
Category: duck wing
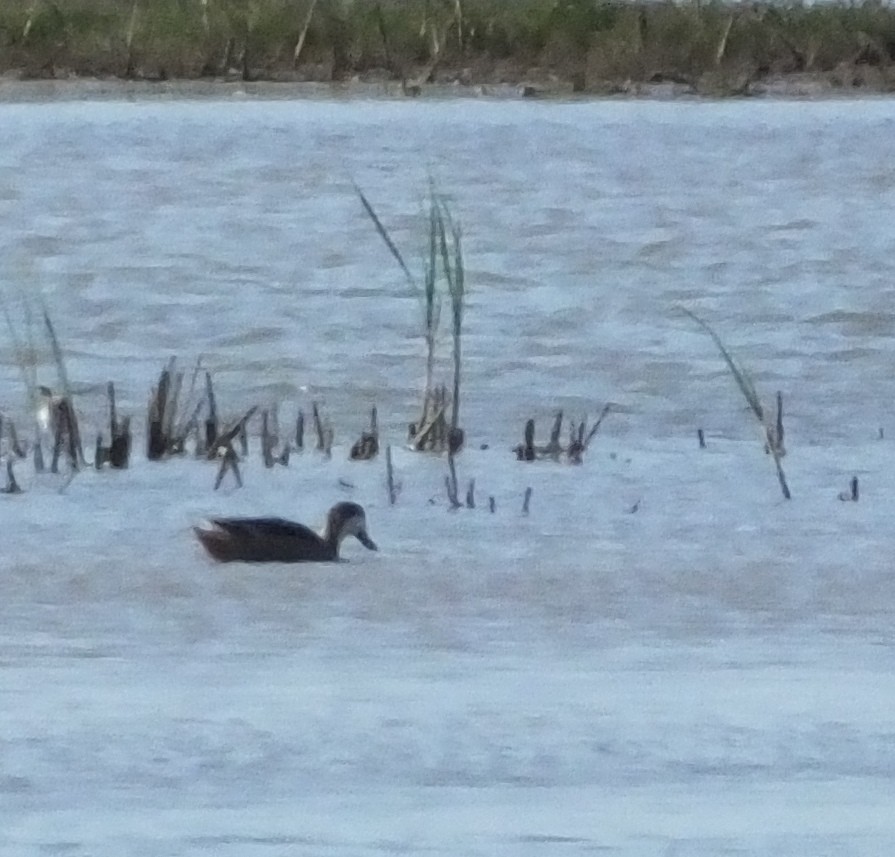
[208,516,318,541]
[198,516,333,563]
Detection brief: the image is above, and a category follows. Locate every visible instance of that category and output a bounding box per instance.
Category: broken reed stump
[544,410,564,460]
[95,382,132,469]
[260,407,289,467]
[261,409,275,468]
[409,385,463,454]
[5,419,26,459]
[2,458,22,494]
[148,358,215,460]
[312,401,325,450]
[40,391,85,474]
[295,410,304,450]
[350,406,379,461]
[204,370,218,454]
[445,451,462,509]
[516,419,536,461]
[0,414,19,465]
[214,444,243,490]
[312,401,334,458]
[50,397,81,473]
[206,406,258,460]
[838,476,859,502]
[515,406,610,463]
[522,486,533,515]
[385,444,397,504]
[147,360,172,460]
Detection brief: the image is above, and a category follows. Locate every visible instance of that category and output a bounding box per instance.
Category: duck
[194,501,378,563]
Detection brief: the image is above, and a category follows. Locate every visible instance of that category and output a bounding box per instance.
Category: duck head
[328,501,378,552]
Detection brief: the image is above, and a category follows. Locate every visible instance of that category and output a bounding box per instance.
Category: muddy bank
[0,66,892,103]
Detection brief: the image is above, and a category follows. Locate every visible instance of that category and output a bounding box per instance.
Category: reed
[94,381,132,469]
[1,297,41,467]
[2,292,86,472]
[683,308,791,500]
[355,182,465,453]
[385,443,397,504]
[355,181,440,426]
[435,193,465,450]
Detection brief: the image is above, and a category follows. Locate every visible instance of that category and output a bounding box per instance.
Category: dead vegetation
[514,406,612,464]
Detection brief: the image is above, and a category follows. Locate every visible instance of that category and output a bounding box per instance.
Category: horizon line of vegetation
[1,0,895,92]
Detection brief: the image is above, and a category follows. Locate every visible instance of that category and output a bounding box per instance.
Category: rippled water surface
[2,93,895,855]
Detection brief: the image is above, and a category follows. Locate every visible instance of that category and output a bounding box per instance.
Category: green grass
[354,181,465,449]
[684,308,791,500]
[1,0,894,91]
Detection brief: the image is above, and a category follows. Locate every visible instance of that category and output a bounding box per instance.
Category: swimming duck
[194,501,377,563]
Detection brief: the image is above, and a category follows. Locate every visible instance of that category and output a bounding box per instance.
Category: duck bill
[357,530,378,551]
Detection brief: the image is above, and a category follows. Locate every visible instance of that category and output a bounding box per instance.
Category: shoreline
[4,0,895,103]
[1,68,894,103]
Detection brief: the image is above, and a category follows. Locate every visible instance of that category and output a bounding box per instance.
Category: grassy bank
[1,0,895,94]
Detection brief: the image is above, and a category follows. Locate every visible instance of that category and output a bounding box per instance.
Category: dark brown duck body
[194,501,377,563]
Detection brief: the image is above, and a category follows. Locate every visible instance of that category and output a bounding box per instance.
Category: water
[2,92,895,855]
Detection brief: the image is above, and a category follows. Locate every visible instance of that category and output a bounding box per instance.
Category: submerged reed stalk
[204,370,218,453]
[436,194,466,453]
[261,409,275,467]
[214,446,242,491]
[295,409,305,450]
[522,486,533,515]
[2,298,41,467]
[445,452,461,508]
[838,476,859,502]
[206,406,258,460]
[41,304,84,469]
[350,406,380,461]
[312,401,326,451]
[385,444,397,504]
[2,458,21,494]
[95,381,132,469]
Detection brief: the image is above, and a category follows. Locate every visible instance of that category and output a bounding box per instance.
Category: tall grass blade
[40,300,74,403]
[421,187,442,406]
[353,183,417,291]
[1,299,39,411]
[681,307,763,422]
[41,299,86,467]
[683,307,790,500]
[425,187,441,330]
[435,195,465,434]
[768,438,791,500]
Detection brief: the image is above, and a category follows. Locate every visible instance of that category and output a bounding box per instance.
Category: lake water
[2,91,895,855]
